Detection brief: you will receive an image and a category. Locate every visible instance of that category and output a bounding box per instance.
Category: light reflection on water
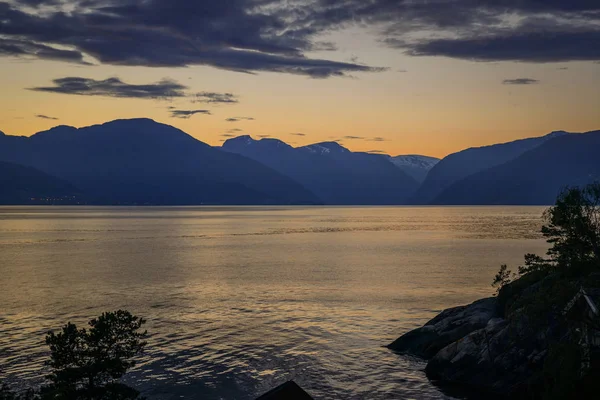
[0,206,549,399]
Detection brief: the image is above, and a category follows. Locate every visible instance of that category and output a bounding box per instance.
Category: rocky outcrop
[388,295,569,398]
[387,298,499,359]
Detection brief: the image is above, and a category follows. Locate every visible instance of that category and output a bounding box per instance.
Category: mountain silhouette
[432,130,600,205]
[222,136,419,204]
[0,161,84,204]
[411,131,569,204]
[388,155,440,183]
[0,119,319,205]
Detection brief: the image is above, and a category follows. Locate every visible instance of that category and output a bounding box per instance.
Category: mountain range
[221,136,419,205]
[0,119,318,205]
[0,119,598,205]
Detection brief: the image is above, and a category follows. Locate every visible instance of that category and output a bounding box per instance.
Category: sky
[0,0,599,158]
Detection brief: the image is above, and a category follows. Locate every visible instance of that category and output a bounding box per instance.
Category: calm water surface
[0,206,549,399]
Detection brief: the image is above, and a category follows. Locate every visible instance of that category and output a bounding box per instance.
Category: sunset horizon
[1,1,598,158]
[2,2,600,399]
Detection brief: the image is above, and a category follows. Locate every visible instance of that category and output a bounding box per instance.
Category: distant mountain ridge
[0,119,319,205]
[432,130,600,205]
[411,131,570,204]
[1,120,598,206]
[222,135,419,204]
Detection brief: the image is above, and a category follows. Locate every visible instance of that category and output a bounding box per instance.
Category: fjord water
[0,206,548,399]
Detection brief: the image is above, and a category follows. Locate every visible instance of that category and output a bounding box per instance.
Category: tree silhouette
[39,310,147,400]
[543,182,600,267]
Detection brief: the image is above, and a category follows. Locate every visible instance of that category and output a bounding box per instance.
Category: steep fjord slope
[0,119,318,205]
[222,136,419,204]
[0,161,84,204]
[433,130,600,205]
[411,131,568,204]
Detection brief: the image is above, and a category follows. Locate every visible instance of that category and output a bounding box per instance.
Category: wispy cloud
[170,109,212,119]
[30,77,188,99]
[194,92,239,104]
[367,137,389,142]
[226,117,255,122]
[290,132,307,136]
[502,78,540,85]
[35,114,58,120]
[343,135,364,140]
[30,77,241,108]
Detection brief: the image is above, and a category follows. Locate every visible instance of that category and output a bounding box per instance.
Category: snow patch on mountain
[300,142,350,155]
[388,155,440,183]
[390,155,440,170]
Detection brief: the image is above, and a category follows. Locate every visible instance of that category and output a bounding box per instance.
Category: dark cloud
[367,137,389,142]
[227,128,244,133]
[343,135,364,140]
[226,117,254,122]
[289,132,306,136]
[30,77,188,99]
[0,38,90,64]
[170,109,211,119]
[258,135,272,138]
[278,0,600,63]
[3,0,597,75]
[220,134,237,138]
[503,78,540,85]
[402,31,600,63]
[35,114,58,120]
[0,0,383,77]
[194,92,239,104]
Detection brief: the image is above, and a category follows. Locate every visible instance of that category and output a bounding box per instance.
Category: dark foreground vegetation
[389,183,600,399]
[1,311,147,400]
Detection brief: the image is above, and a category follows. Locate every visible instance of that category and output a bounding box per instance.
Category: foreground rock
[387,288,600,398]
[387,297,499,359]
[387,296,551,398]
[256,381,314,400]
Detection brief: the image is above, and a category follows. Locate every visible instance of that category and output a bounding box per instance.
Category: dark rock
[425,318,515,394]
[255,381,314,400]
[387,297,499,359]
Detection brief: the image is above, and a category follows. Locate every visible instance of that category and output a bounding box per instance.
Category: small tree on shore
[493,183,600,293]
[542,183,600,267]
[41,310,147,400]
